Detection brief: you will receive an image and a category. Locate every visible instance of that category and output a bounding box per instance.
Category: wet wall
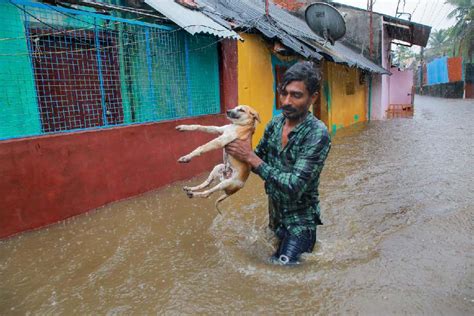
[0,115,227,238]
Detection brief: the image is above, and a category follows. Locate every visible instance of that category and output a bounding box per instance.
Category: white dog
[176,105,260,212]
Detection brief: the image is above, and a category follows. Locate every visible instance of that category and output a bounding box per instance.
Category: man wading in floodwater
[226,61,331,265]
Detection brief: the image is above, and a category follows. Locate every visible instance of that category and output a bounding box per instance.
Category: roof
[331,2,431,47]
[196,0,390,74]
[144,0,240,40]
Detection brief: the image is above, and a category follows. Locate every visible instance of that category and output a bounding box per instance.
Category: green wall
[0,2,41,138]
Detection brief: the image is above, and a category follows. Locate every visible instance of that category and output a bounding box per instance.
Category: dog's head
[226,105,261,127]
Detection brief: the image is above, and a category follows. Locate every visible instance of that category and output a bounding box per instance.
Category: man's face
[279,80,318,121]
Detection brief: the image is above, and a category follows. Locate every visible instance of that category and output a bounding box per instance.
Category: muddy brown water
[1,96,473,315]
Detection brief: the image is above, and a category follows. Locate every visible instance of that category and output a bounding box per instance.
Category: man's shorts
[270,227,316,265]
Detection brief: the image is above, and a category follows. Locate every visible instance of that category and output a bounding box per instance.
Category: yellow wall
[237,34,275,145]
[237,36,368,139]
[320,61,367,133]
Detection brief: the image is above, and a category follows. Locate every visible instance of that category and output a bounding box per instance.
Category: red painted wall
[0,115,228,238]
[447,57,463,82]
[220,39,239,109]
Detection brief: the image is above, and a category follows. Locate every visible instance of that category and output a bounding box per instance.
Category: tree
[427,28,452,56]
[445,0,473,59]
[393,45,415,67]
[446,0,473,22]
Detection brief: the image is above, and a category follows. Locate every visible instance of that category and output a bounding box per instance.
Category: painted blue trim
[94,19,108,126]
[271,55,296,117]
[8,0,175,30]
[22,6,42,130]
[184,35,193,116]
[145,27,157,121]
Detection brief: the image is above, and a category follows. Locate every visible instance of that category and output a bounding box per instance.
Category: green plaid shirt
[253,112,331,237]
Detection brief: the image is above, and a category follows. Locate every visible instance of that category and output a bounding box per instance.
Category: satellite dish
[305,2,346,45]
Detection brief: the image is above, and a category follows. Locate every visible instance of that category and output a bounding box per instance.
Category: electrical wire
[427,0,441,26]
[411,0,421,17]
[418,0,430,25]
[432,3,449,30]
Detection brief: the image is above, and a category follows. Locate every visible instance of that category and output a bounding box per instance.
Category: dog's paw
[186,191,194,198]
[178,155,191,163]
[183,186,191,192]
[175,125,188,132]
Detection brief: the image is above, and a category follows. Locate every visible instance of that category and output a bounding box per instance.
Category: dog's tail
[215,194,229,215]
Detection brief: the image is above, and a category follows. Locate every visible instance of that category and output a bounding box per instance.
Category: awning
[145,0,241,40]
[383,16,431,47]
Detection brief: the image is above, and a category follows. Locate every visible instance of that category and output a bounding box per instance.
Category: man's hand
[225,138,263,169]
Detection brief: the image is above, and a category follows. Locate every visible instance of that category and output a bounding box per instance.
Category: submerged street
[0,95,473,314]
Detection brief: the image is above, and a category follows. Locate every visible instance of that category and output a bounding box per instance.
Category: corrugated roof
[144,0,240,40]
[197,0,390,74]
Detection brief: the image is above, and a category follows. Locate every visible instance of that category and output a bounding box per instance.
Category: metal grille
[0,0,221,140]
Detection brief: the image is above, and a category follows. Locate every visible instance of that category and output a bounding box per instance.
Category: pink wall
[389,67,414,105]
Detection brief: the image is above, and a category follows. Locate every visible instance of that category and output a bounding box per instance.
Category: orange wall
[448,57,463,82]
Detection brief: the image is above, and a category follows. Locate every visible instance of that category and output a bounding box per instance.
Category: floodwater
[1,95,473,315]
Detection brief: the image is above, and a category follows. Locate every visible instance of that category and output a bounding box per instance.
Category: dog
[176,105,260,212]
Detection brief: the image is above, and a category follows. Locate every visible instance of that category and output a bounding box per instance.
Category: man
[225,61,331,265]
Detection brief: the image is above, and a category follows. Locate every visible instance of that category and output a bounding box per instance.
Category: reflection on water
[1,96,473,314]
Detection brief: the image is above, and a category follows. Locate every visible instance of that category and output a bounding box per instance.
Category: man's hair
[280,61,321,95]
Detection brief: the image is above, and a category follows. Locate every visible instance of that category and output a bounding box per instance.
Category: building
[196,0,389,137]
[0,0,239,238]
[0,0,430,238]
[328,1,431,119]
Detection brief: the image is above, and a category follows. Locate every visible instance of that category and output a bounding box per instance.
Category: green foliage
[421,0,473,62]
[445,0,473,59]
[393,45,415,67]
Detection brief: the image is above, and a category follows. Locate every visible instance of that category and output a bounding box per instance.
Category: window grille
[0,0,221,140]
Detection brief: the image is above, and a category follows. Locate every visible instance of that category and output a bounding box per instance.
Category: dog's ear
[250,110,261,123]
